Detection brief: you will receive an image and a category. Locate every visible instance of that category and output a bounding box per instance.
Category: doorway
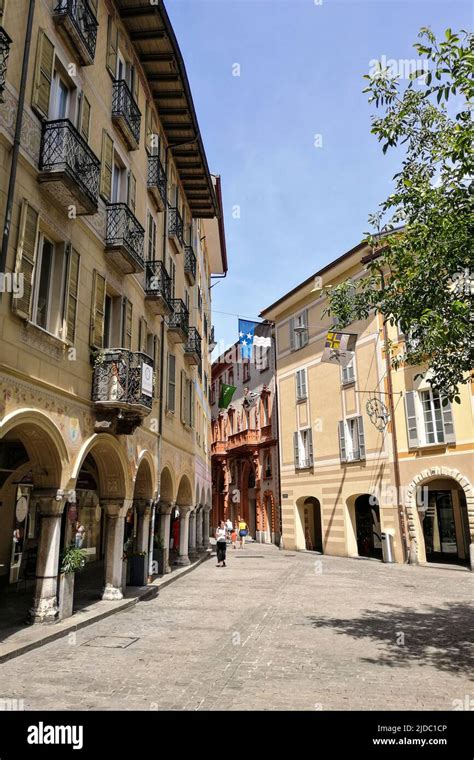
[421,490,469,565]
[303,497,323,552]
[354,495,382,559]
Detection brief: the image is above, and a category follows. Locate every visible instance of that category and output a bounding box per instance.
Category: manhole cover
[82,636,138,649]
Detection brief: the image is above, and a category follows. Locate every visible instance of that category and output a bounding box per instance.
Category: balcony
[184,245,197,286]
[227,429,260,450]
[208,325,217,352]
[105,203,145,274]
[0,26,12,103]
[53,0,98,66]
[147,155,167,211]
[112,79,141,150]
[211,440,227,456]
[92,350,153,435]
[168,206,184,249]
[184,327,201,366]
[38,119,100,215]
[167,298,189,344]
[144,260,172,316]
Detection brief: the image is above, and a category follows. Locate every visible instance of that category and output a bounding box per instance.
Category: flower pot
[58,572,75,620]
[129,554,147,586]
[152,546,165,576]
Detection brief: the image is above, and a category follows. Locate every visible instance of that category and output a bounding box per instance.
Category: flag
[242,388,259,410]
[238,319,272,359]
[219,383,236,409]
[253,322,272,349]
[321,330,357,368]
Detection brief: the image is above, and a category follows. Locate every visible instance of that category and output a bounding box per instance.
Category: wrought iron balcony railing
[53,0,98,66]
[184,327,201,366]
[92,350,154,427]
[147,155,167,211]
[184,245,197,285]
[144,259,173,315]
[167,298,189,343]
[105,203,145,274]
[0,26,12,103]
[168,206,184,248]
[38,119,100,214]
[112,79,141,150]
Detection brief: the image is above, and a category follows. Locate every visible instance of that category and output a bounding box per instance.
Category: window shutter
[106,17,118,76]
[302,309,309,346]
[121,298,132,349]
[64,245,80,344]
[0,1,5,24]
[89,0,98,14]
[138,316,147,353]
[293,431,299,468]
[131,65,139,105]
[357,415,366,460]
[180,369,186,423]
[153,335,160,399]
[296,371,301,400]
[90,270,106,348]
[32,30,54,119]
[100,130,113,201]
[190,381,195,428]
[80,94,91,142]
[289,318,295,351]
[145,101,152,153]
[308,428,314,464]
[167,354,175,412]
[127,171,136,214]
[12,201,39,320]
[441,398,456,444]
[301,369,307,398]
[338,420,347,463]
[404,391,420,449]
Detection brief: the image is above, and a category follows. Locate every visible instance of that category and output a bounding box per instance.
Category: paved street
[1,545,472,711]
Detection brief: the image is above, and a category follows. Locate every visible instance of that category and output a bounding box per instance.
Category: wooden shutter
[307,428,314,464]
[167,354,175,412]
[338,421,347,463]
[302,309,309,346]
[180,369,187,423]
[289,318,295,351]
[441,398,456,444]
[90,270,106,348]
[80,94,91,142]
[357,416,366,460]
[301,369,307,398]
[127,171,136,214]
[145,101,152,153]
[12,201,39,320]
[404,391,419,449]
[131,65,139,104]
[32,30,54,118]
[100,130,113,201]
[64,245,80,344]
[89,0,98,15]
[296,371,301,400]
[138,316,147,353]
[106,16,118,76]
[293,431,299,468]
[121,298,132,349]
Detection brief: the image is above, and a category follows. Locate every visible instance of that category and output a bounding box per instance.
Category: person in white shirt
[215,521,227,567]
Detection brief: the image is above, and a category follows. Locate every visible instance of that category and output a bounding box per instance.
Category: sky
[166,0,473,352]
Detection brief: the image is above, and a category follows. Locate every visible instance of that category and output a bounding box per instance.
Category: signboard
[15,496,28,523]
[141,362,153,397]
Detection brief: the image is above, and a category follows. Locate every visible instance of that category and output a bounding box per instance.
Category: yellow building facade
[0,0,226,622]
[261,242,474,569]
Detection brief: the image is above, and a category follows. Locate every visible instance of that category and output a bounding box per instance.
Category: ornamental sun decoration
[366,397,390,432]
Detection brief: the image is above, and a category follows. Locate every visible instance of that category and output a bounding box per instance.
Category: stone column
[136,500,152,554]
[28,489,68,624]
[102,500,127,601]
[202,505,211,551]
[188,509,198,560]
[195,506,204,551]
[159,501,173,574]
[175,505,191,566]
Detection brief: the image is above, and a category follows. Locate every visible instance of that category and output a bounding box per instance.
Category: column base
[188,550,199,561]
[102,584,124,601]
[174,555,191,566]
[27,596,59,624]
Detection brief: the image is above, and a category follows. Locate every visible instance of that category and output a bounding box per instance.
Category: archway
[241,460,256,538]
[295,496,323,552]
[261,490,275,544]
[352,494,382,559]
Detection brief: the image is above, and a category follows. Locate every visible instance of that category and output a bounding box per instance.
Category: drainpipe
[270,324,283,547]
[0,0,36,295]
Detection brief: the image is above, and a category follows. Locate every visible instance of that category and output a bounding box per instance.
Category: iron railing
[0,26,12,102]
[112,79,141,146]
[106,203,145,269]
[168,298,189,335]
[184,245,197,282]
[168,206,184,246]
[53,0,98,63]
[39,119,100,208]
[185,327,201,359]
[147,155,167,206]
[92,350,154,412]
[144,259,172,308]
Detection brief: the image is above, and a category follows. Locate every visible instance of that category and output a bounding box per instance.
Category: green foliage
[326,28,473,400]
[61,546,87,574]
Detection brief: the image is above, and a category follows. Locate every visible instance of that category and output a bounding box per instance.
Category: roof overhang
[203,175,228,274]
[114,0,218,218]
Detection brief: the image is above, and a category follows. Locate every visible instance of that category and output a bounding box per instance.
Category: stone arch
[159,466,175,504]
[176,474,193,507]
[71,434,130,501]
[133,451,156,500]
[405,467,474,566]
[262,489,275,534]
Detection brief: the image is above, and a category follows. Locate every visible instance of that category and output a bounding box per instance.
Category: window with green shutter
[90,270,106,348]
[12,201,39,320]
[64,245,80,344]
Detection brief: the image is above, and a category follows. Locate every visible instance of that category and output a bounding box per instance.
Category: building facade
[0,0,227,623]
[261,242,474,569]
[210,337,281,544]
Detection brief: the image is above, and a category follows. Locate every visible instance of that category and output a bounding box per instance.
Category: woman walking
[237,515,249,549]
[215,520,227,567]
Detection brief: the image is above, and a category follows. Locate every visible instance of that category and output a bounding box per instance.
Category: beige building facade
[261,243,474,569]
[0,0,226,623]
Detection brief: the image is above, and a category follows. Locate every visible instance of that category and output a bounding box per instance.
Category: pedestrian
[215,520,227,567]
[237,515,249,549]
[231,522,237,550]
[74,521,85,549]
[172,515,180,553]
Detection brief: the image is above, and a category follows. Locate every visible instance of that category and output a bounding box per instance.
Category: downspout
[271,324,283,547]
[0,0,36,295]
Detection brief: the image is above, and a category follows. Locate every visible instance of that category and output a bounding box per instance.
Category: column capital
[178,504,192,516]
[31,489,68,516]
[158,501,174,515]
[102,499,127,518]
[134,498,153,515]
[203,505,212,514]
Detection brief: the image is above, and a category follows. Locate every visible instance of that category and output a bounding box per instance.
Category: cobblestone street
[1,545,472,711]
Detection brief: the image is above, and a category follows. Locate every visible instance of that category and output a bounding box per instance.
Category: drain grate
[82,636,138,649]
[284,554,296,557]
[234,555,265,559]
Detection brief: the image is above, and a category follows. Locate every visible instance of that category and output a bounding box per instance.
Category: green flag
[219,383,236,409]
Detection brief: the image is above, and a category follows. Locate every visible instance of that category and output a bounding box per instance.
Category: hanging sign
[141,363,153,397]
[15,496,28,523]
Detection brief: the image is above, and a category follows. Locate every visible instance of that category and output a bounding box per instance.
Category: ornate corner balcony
[0,26,12,103]
[144,259,173,316]
[38,119,100,215]
[184,327,201,366]
[168,206,184,249]
[53,0,98,66]
[92,349,153,435]
[167,298,189,344]
[184,245,197,286]
[112,79,141,150]
[147,155,167,211]
[105,203,145,274]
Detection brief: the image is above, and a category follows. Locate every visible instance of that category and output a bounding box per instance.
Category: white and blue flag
[238,320,272,360]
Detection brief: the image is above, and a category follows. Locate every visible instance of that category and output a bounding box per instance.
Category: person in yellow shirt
[237,515,248,549]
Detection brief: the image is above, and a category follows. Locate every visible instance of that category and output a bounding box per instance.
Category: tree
[326,28,473,402]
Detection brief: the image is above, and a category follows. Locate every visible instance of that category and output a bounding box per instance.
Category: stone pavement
[0,544,472,710]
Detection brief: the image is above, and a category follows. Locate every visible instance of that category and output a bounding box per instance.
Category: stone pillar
[188,509,198,559]
[159,501,173,574]
[202,505,211,551]
[28,489,68,624]
[102,500,127,601]
[136,500,152,554]
[175,505,191,566]
[195,506,204,551]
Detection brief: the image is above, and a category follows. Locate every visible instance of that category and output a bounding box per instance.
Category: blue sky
[167,0,472,352]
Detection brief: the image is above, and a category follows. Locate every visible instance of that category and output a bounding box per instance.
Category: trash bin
[381,531,395,563]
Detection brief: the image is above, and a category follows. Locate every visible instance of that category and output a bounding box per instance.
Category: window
[264,452,272,479]
[167,255,176,298]
[243,361,250,382]
[296,369,307,401]
[404,390,455,448]
[146,212,156,261]
[342,359,355,385]
[211,382,216,405]
[52,73,70,119]
[262,394,270,426]
[112,159,126,203]
[421,390,445,444]
[167,354,176,412]
[228,369,234,387]
[180,371,194,427]
[32,30,55,119]
[290,310,308,351]
[100,131,114,201]
[338,416,366,463]
[31,234,68,336]
[293,428,313,469]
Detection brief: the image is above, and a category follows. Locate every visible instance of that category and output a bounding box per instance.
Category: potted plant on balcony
[58,546,87,621]
[152,533,166,576]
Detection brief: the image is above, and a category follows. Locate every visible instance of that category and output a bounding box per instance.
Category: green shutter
[32,30,54,118]
[64,245,80,344]
[12,201,39,320]
[100,130,113,201]
[338,421,347,463]
[106,16,118,76]
[127,171,136,214]
[90,270,106,348]
[80,94,91,142]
